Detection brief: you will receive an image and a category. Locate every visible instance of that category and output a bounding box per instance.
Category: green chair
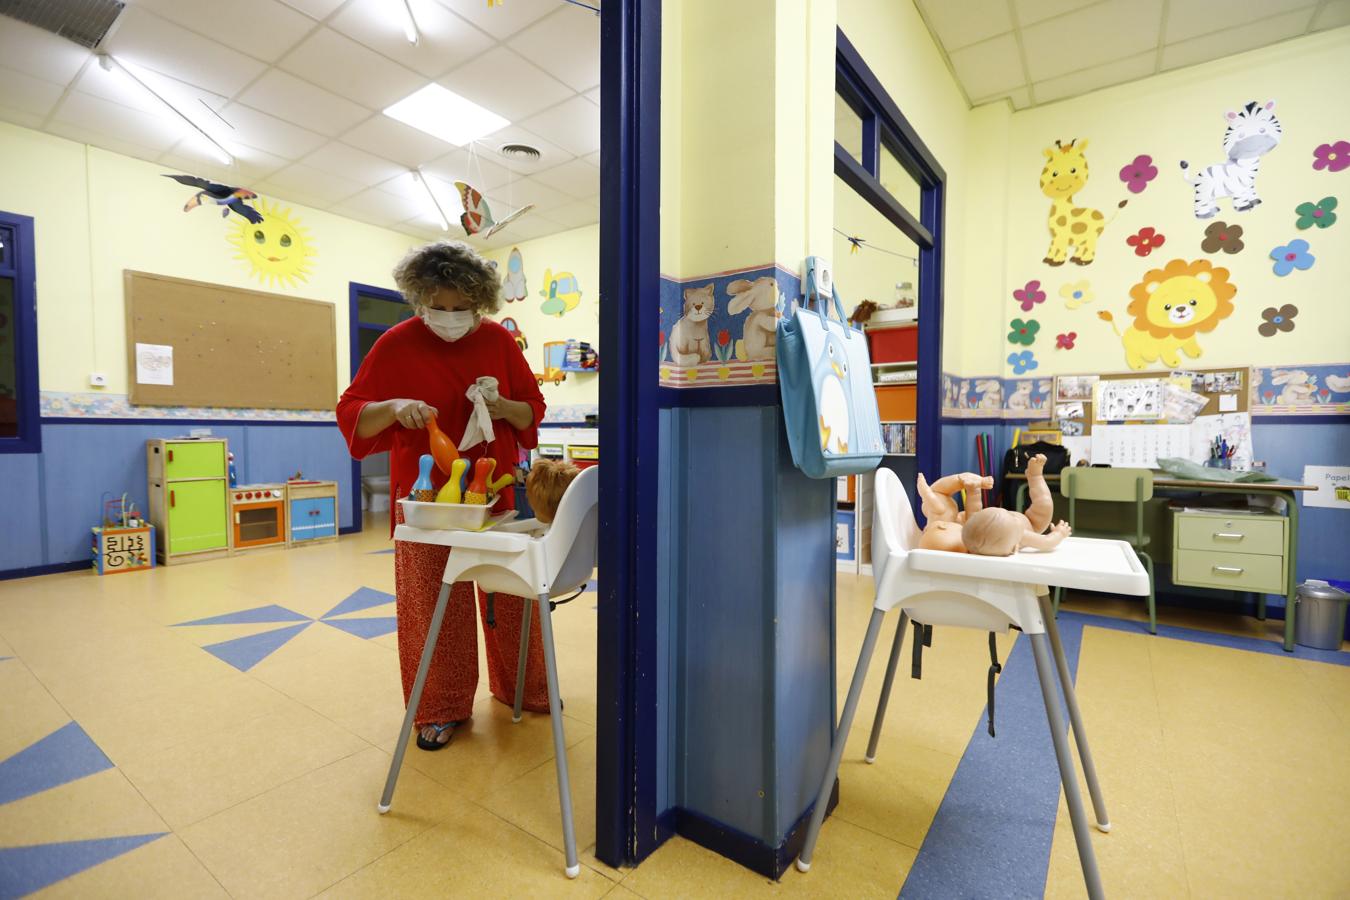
[1054,467,1156,633]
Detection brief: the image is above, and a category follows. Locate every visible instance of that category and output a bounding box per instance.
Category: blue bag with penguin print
[776,258,884,478]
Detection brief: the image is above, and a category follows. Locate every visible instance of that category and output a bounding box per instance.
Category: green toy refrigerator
[146,438,232,565]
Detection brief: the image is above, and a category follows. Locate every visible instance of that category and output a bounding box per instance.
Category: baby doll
[915,470,994,553]
[918,454,1071,555]
[525,458,580,524]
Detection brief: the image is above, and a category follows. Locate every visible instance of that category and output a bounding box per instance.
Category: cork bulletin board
[124,271,337,410]
[1053,365,1251,436]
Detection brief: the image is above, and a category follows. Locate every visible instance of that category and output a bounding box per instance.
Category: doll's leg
[1024,454,1055,533]
[916,473,961,522]
[959,473,995,516]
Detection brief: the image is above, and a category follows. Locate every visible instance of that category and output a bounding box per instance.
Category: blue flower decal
[1269,239,1315,276]
[1007,350,1038,375]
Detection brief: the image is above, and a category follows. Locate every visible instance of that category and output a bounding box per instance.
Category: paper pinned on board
[135,343,173,386]
[1219,394,1238,412]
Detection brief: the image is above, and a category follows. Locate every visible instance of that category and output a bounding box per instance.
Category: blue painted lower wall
[0,420,356,575]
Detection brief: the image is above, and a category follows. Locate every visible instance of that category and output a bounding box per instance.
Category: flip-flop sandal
[415,721,458,751]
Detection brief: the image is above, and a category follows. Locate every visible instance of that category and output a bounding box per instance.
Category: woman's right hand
[389,399,438,429]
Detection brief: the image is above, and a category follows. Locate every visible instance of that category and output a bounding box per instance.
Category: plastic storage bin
[866,324,918,363]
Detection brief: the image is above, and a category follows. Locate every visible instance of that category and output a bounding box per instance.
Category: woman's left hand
[486,394,535,430]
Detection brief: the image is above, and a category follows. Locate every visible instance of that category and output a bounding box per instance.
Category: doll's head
[526,459,580,524]
[961,507,1024,556]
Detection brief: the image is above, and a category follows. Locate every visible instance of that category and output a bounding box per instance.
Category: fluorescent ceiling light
[96,54,234,166]
[398,0,419,44]
[383,84,509,147]
[414,169,452,231]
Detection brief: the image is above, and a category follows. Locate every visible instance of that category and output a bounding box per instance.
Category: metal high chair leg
[1141,551,1156,634]
[865,611,910,764]
[1038,593,1110,833]
[1029,632,1105,900]
[1053,585,1063,615]
[797,607,887,873]
[378,581,453,814]
[513,596,532,723]
[536,592,580,878]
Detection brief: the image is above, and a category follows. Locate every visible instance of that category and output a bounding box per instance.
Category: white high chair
[797,468,1149,899]
[377,465,599,879]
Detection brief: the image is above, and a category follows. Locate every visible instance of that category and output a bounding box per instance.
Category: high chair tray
[399,499,516,532]
[907,537,1149,596]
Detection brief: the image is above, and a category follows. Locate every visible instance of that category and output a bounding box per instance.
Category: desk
[1011,474,1314,651]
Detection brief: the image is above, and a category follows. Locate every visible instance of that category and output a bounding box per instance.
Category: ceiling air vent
[499,143,541,162]
[0,0,126,49]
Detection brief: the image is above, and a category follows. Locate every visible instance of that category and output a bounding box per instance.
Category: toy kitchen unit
[230,484,287,550]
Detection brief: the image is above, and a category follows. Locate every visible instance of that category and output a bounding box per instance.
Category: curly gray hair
[392,241,501,315]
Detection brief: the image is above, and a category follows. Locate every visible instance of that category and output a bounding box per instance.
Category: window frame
[0,210,40,454]
[833,30,945,482]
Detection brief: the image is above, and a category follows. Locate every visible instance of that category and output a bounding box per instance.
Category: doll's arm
[1019,520,1071,551]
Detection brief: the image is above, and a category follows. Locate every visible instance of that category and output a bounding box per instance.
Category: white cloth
[458,376,500,451]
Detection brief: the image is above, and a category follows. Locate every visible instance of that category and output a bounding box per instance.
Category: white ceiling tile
[163,137,290,183]
[1313,0,1350,30]
[488,176,570,212]
[0,66,68,119]
[520,95,600,157]
[71,61,229,125]
[0,106,49,131]
[218,102,327,158]
[421,149,515,192]
[529,158,599,198]
[544,198,600,229]
[433,0,561,40]
[278,0,346,20]
[342,115,451,166]
[104,6,268,97]
[238,70,370,138]
[917,0,1013,51]
[0,16,92,85]
[45,120,166,163]
[329,0,494,79]
[438,46,574,121]
[1165,0,1314,43]
[382,171,466,226]
[582,150,600,168]
[1007,86,1032,110]
[949,33,1026,101]
[400,205,458,235]
[1033,51,1155,104]
[378,171,431,201]
[1021,0,1164,82]
[301,142,406,185]
[278,27,425,110]
[584,86,601,106]
[51,91,188,152]
[125,0,316,63]
[474,125,573,173]
[331,187,427,226]
[1161,8,1316,71]
[1013,0,1101,27]
[262,162,364,206]
[507,6,601,92]
[251,180,326,211]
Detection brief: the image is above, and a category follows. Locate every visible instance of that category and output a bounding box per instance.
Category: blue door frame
[596,0,665,867]
[346,280,407,532]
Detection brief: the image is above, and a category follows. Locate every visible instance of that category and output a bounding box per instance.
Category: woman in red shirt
[337,242,548,750]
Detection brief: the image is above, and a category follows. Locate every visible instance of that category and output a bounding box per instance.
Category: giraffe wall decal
[1038,139,1128,266]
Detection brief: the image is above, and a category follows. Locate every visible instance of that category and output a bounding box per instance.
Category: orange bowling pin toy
[425,416,460,475]
[434,459,470,504]
[464,458,516,505]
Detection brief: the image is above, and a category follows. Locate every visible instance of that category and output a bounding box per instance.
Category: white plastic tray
[398,499,515,532]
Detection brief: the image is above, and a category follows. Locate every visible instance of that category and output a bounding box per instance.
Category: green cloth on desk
[1156,457,1277,483]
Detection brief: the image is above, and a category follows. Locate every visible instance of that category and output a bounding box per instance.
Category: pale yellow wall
[0,121,424,398]
[995,27,1350,377]
[659,0,684,276]
[480,224,599,410]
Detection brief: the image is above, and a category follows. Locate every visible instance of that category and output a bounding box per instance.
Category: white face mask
[420,307,476,342]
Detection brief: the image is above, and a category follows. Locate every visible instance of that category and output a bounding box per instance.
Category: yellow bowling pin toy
[435,459,469,504]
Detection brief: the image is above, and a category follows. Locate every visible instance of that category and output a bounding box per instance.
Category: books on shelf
[882,421,916,455]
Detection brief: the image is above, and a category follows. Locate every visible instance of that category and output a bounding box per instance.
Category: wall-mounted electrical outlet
[89,372,107,387]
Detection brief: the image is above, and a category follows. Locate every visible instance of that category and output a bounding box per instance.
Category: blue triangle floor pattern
[0,722,114,807]
[0,834,166,899]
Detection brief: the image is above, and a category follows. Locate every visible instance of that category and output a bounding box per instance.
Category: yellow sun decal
[226,199,316,288]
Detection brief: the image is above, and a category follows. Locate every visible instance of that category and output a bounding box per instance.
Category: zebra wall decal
[1180,100,1282,219]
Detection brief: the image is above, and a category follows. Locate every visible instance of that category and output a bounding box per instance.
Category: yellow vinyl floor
[0,516,1346,898]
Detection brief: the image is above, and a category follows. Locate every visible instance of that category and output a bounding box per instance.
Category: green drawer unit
[1175,513,1286,555]
[1174,548,1286,593]
[166,480,230,555]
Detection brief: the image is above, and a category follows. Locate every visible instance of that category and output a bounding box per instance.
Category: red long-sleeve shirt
[337,317,546,535]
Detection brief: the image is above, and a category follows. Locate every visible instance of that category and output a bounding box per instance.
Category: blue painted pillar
[655,0,840,876]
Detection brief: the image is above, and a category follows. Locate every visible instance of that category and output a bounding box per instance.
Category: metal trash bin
[1294,580,1350,651]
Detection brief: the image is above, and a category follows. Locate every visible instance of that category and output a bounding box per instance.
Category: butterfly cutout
[455,181,534,239]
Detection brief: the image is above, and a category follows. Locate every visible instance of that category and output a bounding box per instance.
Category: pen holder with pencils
[1205,457,1233,470]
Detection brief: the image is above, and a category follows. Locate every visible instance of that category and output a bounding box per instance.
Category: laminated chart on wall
[1090,424,1192,468]
[1095,379,1163,421]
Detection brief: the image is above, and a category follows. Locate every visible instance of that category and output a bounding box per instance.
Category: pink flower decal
[1056,332,1077,350]
[1126,227,1165,257]
[1118,154,1157,193]
[1312,141,1350,172]
[1013,280,1045,312]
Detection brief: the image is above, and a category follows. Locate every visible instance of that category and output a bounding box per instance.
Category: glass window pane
[835,91,864,163]
[0,226,11,268]
[879,141,922,216]
[357,293,413,328]
[833,174,920,313]
[0,275,17,438]
[358,327,381,362]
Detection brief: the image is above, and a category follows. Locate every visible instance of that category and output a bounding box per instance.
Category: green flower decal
[1295,196,1337,230]
[1007,318,1040,346]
